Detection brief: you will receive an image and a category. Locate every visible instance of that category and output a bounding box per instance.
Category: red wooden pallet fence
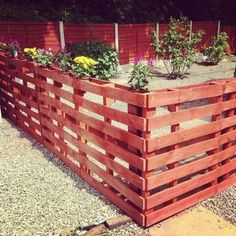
[0,55,236,227]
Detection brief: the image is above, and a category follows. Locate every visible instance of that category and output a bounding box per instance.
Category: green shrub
[128,53,153,92]
[151,17,203,79]
[67,41,118,80]
[201,32,229,64]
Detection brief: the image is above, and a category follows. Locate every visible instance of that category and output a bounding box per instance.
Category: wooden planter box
[0,55,236,227]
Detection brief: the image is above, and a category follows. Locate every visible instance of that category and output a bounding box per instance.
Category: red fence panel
[64,23,115,47]
[192,21,218,50]
[119,23,155,64]
[222,26,236,54]
[0,21,60,51]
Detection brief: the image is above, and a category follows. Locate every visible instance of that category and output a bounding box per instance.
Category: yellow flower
[24,47,37,55]
[74,56,97,69]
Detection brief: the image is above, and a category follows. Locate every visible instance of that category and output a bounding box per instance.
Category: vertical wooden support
[128,104,142,193]
[59,21,66,49]
[209,95,223,185]
[53,80,65,155]
[103,96,116,189]
[36,73,53,145]
[221,92,236,180]
[141,106,156,217]
[73,86,88,173]
[167,103,180,203]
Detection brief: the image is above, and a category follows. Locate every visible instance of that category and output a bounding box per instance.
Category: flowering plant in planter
[5,40,21,58]
[23,47,37,60]
[128,53,153,92]
[71,56,97,78]
[0,42,6,52]
[34,49,54,67]
[54,49,72,72]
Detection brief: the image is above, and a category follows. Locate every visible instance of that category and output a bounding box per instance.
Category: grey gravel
[0,120,145,236]
[201,185,236,225]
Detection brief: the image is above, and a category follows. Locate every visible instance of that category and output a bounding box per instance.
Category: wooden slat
[41,116,145,190]
[147,115,236,152]
[147,84,224,107]
[146,155,236,209]
[39,94,145,150]
[147,144,236,190]
[147,128,236,171]
[146,174,236,226]
[148,98,236,131]
[40,109,145,170]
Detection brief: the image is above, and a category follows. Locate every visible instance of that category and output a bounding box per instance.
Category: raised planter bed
[0,54,235,227]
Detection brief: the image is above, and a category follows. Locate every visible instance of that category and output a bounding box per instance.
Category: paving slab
[149,206,236,236]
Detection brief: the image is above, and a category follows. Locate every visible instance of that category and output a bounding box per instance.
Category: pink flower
[134,51,143,64]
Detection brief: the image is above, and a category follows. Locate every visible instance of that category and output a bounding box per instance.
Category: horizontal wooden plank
[147,128,236,170]
[148,98,236,131]
[37,79,74,103]
[80,171,145,226]
[39,95,145,150]
[147,144,236,190]
[73,79,147,107]
[147,115,236,152]
[39,108,145,170]
[146,155,236,209]
[147,84,224,107]
[41,114,145,190]
[42,120,145,208]
[146,173,236,226]
[85,158,145,209]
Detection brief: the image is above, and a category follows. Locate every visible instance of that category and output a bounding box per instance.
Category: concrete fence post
[217,20,221,38]
[189,21,193,41]
[156,22,159,41]
[59,21,66,49]
[114,23,119,53]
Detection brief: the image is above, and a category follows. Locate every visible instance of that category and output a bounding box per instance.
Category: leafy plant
[151,17,203,79]
[0,42,6,52]
[54,49,72,71]
[201,32,229,64]
[67,41,118,80]
[128,53,153,92]
[23,47,37,60]
[5,40,21,58]
[34,49,54,67]
[71,55,97,78]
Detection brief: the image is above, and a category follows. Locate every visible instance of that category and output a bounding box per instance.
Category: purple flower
[147,58,154,67]
[134,51,143,64]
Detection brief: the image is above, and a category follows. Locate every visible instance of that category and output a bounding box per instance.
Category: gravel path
[201,185,236,225]
[0,120,144,236]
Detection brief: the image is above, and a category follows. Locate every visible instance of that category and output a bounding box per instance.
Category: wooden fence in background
[0,55,236,227]
[0,21,235,64]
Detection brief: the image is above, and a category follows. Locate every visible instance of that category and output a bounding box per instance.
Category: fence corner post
[59,21,66,49]
[217,20,221,38]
